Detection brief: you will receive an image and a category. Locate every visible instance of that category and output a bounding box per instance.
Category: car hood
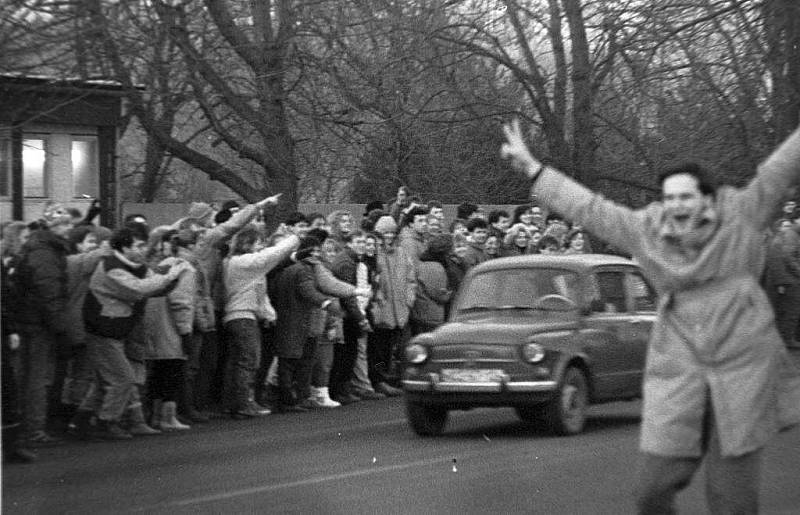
[422,313,579,346]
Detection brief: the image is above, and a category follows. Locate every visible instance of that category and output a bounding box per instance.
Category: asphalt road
[3,398,799,514]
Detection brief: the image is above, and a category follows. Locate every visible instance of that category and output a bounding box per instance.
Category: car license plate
[440,369,505,383]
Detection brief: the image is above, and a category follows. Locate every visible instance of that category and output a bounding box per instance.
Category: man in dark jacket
[14,204,77,445]
[329,231,373,404]
[272,237,337,412]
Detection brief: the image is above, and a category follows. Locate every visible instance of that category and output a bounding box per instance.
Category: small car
[402,254,655,436]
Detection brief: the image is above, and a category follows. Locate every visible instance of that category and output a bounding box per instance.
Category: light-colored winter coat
[531,127,800,457]
[141,256,197,360]
[371,243,416,329]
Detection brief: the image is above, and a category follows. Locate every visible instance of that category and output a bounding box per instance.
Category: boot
[159,402,191,431]
[92,419,133,440]
[150,399,162,428]
[182,378,209,423]
[66,409,96,440]
[126,405,161,436]
[308,387,341,408]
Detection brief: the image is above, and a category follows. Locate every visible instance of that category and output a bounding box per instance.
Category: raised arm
[732,126,800,229]
[501,119,645,255]
[201,193,284,248]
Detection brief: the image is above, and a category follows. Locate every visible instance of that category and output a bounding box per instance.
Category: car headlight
[522,342,545,363]
[406,344,429,364]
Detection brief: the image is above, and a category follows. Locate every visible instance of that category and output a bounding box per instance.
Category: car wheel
[544,366,588,436]
[406,400,448,436]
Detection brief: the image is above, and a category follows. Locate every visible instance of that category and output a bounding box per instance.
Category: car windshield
[455,268,580,313]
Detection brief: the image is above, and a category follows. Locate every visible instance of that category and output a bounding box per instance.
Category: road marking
[155,455,454,509]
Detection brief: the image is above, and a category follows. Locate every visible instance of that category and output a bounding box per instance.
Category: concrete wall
[119,202,527,229]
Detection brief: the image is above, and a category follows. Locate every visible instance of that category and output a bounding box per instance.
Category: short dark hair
[284,211,308,227]
[466,218,488,232]
[307,228,329,243]
[67,225,96,253]
[512,204,531,224]
[538,234,561,250]
[342,229,366,243]
[456,202,478,220]
[658,162,717,197]
[427,200,443,210]
[545,213,564,224]
[488,209,509,224]
[401,206,429,228]
[110,226,147,252]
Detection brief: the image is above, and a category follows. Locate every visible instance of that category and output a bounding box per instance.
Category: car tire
[543,366,588,436]
[406,401,448,436]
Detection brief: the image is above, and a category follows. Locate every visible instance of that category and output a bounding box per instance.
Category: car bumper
[403,379,557,393]
[402,378,558,407]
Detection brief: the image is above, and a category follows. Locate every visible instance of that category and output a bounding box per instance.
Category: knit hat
[187,202,214,223]
[296,235,321,262]
[42,202,72,228]
[374,215,398,234]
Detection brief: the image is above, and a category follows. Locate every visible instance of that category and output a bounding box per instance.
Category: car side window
[587,272,627,313]
[627,272,657,312]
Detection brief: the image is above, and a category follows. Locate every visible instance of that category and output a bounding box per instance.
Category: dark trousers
[2,341,23,452]
[368,326,406,387]
[254,324,276,395]
[148,359,185,403]
[195,330,219,410]
[210,311,227,407]
[18,324,56,435]
[277,337,317,406]
[329,319,360,398]
[635,403,762,514]
[311,341,335,388]
[223,319,261,412]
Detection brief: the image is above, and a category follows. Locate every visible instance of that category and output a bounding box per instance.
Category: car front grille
[430,344,517,363]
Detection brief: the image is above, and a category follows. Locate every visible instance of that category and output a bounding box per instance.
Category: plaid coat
[531,128,800,457]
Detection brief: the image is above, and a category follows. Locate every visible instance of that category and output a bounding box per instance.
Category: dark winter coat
[14,229,76,343]
[272,259,330,359]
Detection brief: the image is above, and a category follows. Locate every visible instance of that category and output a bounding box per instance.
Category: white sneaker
[311,387,341,408]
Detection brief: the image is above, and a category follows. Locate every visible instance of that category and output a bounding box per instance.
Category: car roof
[471,253,637,274]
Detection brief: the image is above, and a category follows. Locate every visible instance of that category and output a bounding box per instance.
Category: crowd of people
[1,181,798,466]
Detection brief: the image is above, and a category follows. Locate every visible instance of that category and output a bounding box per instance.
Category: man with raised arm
[500,119,800,514]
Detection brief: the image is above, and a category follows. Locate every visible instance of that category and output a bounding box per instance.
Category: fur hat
[374,215,398,234]
[42,202,72,228]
